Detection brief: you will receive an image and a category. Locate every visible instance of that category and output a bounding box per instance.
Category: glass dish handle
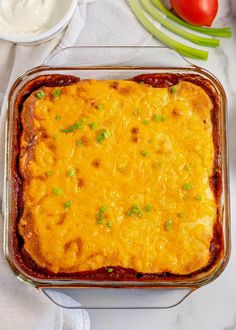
[41,287,195,309]
[43,46,195,68]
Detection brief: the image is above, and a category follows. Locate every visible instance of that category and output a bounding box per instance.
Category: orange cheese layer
[19,79,216,275]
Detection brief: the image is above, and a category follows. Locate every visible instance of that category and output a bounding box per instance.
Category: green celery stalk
[140,0,219,47]
[151,0,232,37]
[127,0,208,60]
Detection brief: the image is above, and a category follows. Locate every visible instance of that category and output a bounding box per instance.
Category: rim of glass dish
[3,46,231,289]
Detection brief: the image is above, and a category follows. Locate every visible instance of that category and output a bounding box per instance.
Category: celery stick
[151,0,232,37]
[140,0,219,47]
[128,0,208,60]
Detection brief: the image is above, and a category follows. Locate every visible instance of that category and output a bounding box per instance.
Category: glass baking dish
[2,46,230,309]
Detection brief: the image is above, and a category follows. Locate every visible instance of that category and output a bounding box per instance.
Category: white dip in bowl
[0,0,77,44]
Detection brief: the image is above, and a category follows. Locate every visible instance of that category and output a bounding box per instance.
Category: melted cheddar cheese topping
[19,79,216,275]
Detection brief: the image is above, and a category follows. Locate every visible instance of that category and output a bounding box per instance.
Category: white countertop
[88,1,236,329]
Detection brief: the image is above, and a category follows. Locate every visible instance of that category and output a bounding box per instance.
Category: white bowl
[0,0,77,45]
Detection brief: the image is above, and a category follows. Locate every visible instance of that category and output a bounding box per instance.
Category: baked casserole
[12,73,223,280]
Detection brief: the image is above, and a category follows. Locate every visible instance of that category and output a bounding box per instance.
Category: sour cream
[0,0,71,35]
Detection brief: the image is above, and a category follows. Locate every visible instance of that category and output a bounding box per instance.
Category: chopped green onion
[165,219,173,231]
[97,129,111,143]
[151,0,232,38]
[61,121,83,133]
[89,122,98,129]
[45,170,53,177]
[97,206,108,224]
[97,212,104,221]
[138,211,144,218]
[140,150,150,157]
[127,204,140,216]
[100,206,108,213]
[96,104,104,110]
[195,195,203,201]
[68,168,76,177]
[106,221,113,228]
[52,188,64,196]
[144,204,153,212]
[140,0,220,48]
[82,118,87,123]
[36,90,45,100]
[127,0,208,60]
[64,200,73,209]
[183,183,193,191]
[153,114,166,122]
[53,89,61,97]
[143,119,151,125]
[177,212,183,218]
[130,205,139,214]
[170,85,177,94]
[104,130,111,139]
[108,268,113,273]
[55,115,62,121]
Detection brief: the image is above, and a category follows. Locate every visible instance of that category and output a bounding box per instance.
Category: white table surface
[88,1,236,329]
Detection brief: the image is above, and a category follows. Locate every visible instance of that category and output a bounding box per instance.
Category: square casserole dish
[3,47,230,309]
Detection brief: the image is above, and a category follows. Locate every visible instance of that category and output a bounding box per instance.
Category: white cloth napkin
[0,0,153,329]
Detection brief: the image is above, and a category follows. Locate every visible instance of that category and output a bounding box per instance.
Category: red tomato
[170,0,218,27]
